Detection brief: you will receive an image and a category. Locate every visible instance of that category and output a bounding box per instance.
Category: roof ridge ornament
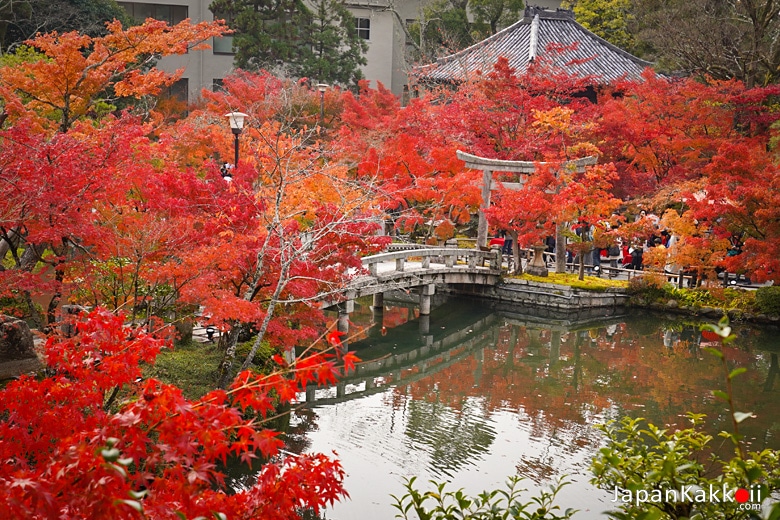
[529,14,540,62]
[524,5,575,20]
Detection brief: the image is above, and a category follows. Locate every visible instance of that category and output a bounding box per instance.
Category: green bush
[392,476,576,520]
[627,274,667,302]
[0,295,40,319]
[591,414,780,520]
[235,338,276,370]
[755,286,780,315]
[662,286,713,309]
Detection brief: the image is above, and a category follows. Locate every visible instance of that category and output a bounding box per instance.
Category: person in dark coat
[631,246,644,270]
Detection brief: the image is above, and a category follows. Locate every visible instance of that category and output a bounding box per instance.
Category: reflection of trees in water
[404,397,496,478]
[395,314,779,462]
[227,307,780,501]
[285,407,318,455]
[224,405,319,492]
[765,353,779,392]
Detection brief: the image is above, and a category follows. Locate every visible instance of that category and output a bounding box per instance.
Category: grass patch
[145,340,223,400]
[515,272,629,292]
[144,337,278,401]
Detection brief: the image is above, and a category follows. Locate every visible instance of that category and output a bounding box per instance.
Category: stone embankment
[444,277,780,325]
[442,278,629,310]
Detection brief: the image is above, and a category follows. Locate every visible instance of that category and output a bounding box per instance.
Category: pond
[252,295,780,519]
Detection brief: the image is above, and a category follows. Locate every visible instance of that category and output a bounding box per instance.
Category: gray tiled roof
[414,7,653,83]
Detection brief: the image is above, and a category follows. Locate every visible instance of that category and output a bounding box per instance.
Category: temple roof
[413,6,653,83]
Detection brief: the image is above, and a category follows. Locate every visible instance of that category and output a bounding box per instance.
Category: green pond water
[236,295,780,519]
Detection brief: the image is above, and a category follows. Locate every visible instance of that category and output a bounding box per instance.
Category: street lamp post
[225,111,248,168]
[316,83,328,124]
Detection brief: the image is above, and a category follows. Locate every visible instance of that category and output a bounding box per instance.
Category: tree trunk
[46,267,65,328]
[217,324,243,389]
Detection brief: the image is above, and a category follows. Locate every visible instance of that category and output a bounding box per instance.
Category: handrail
[362,247,502,276]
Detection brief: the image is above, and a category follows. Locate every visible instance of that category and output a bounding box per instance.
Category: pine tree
[211,0,366,87]
[293,0,367,86]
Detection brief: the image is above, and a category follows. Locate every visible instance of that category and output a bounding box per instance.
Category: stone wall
[440,278,629,310]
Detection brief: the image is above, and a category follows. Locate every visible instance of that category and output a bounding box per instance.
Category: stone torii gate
[456,150,598,273]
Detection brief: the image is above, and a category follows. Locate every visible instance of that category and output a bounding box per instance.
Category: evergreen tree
[210,0,366,87]
[292,0,366,86]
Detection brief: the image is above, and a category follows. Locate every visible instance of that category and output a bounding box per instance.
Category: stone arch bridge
[322,246,503,335]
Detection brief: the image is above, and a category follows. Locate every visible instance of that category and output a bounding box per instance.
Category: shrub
[591,414,780,520]
[235,337,276,370]
[755,286,780,315]
[663,286,713,309]
[0,295,41,319]
[392,476,576,520]
[627,274,667,302]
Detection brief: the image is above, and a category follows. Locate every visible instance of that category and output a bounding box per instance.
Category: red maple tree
[0,309,354,519]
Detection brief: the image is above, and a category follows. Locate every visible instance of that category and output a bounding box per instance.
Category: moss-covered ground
[514,272,629,291]
[144,340,223,400]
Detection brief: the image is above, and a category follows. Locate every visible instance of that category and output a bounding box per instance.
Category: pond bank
[443,277,629,311]
[441,275,780,326]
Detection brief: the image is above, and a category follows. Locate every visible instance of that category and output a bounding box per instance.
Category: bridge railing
[362,247,502,276]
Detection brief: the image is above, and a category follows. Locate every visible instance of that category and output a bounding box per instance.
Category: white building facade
[117,0,235,101]
[118,0,563,101]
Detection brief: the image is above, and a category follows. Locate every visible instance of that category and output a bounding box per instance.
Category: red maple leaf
[327,330,346,346]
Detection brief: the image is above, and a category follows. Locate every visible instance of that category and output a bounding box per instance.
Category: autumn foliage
[0,310,353,519]
[3,14,780,519]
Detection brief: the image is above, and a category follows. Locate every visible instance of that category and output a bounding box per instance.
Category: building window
[117,2,188,24]
[355,17,370,40]
[213,79,224,92]
[167,78,188,103]
[212,35,234,54]
[157,78,189,118]
[212,10,235,54]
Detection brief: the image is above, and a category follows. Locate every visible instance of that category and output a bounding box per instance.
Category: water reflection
[404,397,496,478]
[279,296,780,519]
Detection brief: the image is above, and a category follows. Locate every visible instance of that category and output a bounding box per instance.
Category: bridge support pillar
[419,284,435,316]
[336,309,350,353]
[306,386,315,402]
[550,330,561,367]
[372,292,384,309]
[336,382,346,398]
[337,310,349,333]
[419,314,430,335]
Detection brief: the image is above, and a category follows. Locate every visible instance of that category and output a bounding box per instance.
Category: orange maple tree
[0,19,227,134]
